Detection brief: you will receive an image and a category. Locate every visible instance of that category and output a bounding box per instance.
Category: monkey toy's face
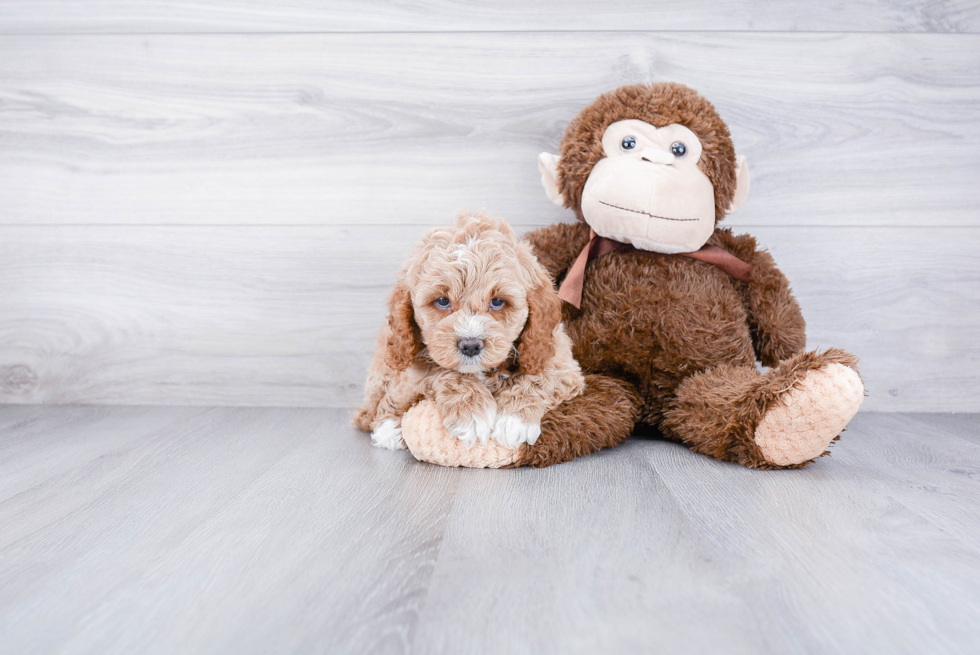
[539,113,749,255]
[580,119,715,254]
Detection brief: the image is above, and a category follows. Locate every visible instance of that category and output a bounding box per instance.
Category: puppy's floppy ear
[384,281,421,372]
[516,247,562,375]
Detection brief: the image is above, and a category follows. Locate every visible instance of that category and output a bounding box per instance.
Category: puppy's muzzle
[457,338,485,358]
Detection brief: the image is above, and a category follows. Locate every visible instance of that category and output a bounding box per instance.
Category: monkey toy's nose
[640,147,674,165]
[457,338,485,357]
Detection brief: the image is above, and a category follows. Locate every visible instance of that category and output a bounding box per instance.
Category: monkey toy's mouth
[598,200,699,223]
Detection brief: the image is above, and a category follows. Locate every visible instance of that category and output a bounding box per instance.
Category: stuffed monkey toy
[401,82,864,469]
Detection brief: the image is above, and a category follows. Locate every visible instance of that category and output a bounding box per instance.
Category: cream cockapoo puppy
[354,211,585,451]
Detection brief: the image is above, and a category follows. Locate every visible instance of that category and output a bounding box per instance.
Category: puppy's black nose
[457,338,484,357]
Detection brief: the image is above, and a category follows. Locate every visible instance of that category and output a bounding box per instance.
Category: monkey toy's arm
[521,222,591,284]
[712,229,807,367]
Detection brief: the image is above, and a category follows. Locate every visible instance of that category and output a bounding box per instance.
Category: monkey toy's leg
[661,349,864,469]
[401,375,640,468]
[516,375,640,467]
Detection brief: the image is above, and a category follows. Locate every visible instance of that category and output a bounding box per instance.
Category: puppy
[353,211,585,450]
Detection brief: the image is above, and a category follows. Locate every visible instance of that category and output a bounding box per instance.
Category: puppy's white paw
[446,409,495,447]
[492,414,541,448]
[371,419,406,450]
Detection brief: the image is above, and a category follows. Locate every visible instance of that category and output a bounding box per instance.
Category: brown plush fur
[513,375,642,467]
[526,221,808,428]
[515,82,860,469]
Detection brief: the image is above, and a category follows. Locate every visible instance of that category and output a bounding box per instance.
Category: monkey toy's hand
[401,400,523,468]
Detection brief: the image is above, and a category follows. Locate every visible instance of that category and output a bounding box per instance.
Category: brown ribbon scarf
[557,229,753,308]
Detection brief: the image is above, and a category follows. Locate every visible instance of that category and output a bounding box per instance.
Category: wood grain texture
[1,0,978,33]
[1,32,978,227]
[1,406,978,654]
[1,224,976,411]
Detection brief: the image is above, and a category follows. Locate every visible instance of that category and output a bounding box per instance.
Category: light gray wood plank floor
[1,406,978,654]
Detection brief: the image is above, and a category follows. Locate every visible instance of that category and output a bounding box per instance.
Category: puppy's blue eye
[671,142,687,157]
[434,296,451,309]
[489,298,505,310]
[621,136,637,151]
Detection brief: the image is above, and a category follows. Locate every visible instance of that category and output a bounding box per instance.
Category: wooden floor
[1,406,978,654]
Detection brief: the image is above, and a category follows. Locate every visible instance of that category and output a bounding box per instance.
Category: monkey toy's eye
[489,297,505,311]
[670,142,688,157]
[434,296,451,310]
[621,136,637,151]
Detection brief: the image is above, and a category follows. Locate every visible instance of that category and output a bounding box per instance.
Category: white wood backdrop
[0,3,978,410]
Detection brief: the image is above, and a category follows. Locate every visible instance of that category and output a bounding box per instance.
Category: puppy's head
[385,211,561,375]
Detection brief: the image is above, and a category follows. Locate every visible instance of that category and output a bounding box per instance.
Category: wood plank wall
[1,3,978,410]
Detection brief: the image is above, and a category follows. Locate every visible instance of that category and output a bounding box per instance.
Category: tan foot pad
[754,363,864,466]
[402,400,523,469]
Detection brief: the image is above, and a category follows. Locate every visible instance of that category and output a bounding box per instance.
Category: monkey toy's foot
[401,400,523,468]
[665,349,866,469]
[754,362,864,466]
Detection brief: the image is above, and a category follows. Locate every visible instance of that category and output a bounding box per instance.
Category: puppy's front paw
[445,408,495,447]
[492,414,542,448]
[371,419,406,450]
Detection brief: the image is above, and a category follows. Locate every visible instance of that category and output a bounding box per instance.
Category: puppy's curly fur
[353,211,585,450]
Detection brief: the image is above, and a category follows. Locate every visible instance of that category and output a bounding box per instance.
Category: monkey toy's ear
[728,155,751,214]
[538,152,565,207]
